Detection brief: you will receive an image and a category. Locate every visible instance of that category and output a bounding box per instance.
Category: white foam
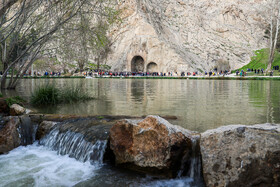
[0,143,95,187]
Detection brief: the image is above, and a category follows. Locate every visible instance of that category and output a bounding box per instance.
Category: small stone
[10,104,26,116]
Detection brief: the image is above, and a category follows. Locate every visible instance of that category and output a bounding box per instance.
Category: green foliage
[31,84,93,105]
[59,86,93,103]
[97,116,104,119]
[31,84,60,105]
[236,48,280,71]
[0,93,3,97]
[87,63,111,70]
[5,96,26,107]
[88,63,98,70]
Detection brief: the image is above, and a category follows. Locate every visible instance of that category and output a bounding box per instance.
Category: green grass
[31,84,60,105]
[59,86,93,103]
[236,48,280,72]
[5,96,26,107]
[31,84,93,105]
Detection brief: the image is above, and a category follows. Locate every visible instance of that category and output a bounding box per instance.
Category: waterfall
[18,115,38,146]
[177,135,205,186]
[40,126,107,165]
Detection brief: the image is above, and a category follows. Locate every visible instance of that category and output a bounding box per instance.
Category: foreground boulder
[200,124,280,187]
[0,117,21,154]
[109,115,193,177]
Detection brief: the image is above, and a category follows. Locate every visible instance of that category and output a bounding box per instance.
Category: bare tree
[0,0,88,89]
[0,0,118,89]
[54,0,119,73]
[267,0,280,72]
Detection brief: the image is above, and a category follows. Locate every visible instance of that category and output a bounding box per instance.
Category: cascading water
[18,115,38,145]
[186,137,204,186]
[167,135,205,187]
[40,126,107,165]
[1,116,205,187]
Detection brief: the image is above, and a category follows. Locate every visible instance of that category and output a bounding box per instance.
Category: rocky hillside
[106,0,269,72]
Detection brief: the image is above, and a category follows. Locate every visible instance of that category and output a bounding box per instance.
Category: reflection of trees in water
[248,81,280,123]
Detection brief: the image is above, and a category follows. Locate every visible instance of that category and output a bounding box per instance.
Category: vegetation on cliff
[237,49,280,72]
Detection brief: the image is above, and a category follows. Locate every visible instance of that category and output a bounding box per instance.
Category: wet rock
[36,121,57,140]
[0,117,21,154]
[109,115,193,177]
[0,98,9,114]
[10,104,26,116]
[200,124,280,187]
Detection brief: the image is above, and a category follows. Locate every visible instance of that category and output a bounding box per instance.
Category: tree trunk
[0,76,6,90]
[0,62,8,89]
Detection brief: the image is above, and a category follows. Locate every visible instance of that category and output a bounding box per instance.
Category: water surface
[4,78,280,132]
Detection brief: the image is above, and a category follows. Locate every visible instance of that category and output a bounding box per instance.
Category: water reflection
[9,78,280,132]
[130,80,145,102]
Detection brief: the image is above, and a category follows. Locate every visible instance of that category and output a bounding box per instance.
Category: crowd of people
[93,70,231,77]
[1,68,276,77]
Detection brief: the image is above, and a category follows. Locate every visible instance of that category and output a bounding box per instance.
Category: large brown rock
[0,117,21,154]
[200,124,280,187]
[109,115,193,177]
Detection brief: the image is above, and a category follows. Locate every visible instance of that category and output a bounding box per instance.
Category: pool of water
[2,78,279,187]
[0,143,199,187]
[3,78,280,132]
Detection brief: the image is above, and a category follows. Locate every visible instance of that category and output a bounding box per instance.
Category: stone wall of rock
[200,124,280,187]
[106,0,269,72]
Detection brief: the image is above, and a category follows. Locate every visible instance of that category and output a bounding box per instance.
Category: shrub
[59,86,93,103]
[31,84,59,105]
[5,96,26,107]
[0,93,3,97]
[31,84,93,105]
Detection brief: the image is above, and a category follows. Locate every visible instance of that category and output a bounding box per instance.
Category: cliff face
[106,0,269,73]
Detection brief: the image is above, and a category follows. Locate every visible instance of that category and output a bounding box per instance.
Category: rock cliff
[106,0,269,72]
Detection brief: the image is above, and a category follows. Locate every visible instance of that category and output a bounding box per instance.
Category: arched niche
[147,62,158,73]
[131,56,144,72]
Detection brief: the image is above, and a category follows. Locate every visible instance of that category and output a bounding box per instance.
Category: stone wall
[106,0,269,72]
